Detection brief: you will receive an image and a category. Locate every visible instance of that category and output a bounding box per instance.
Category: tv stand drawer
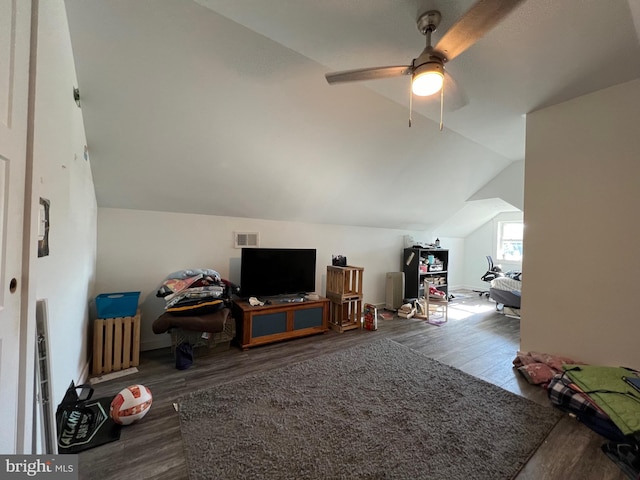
[252,312,287,338]
[232,298,329,350]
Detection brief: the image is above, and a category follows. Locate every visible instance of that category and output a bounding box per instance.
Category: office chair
[475,256,504,297]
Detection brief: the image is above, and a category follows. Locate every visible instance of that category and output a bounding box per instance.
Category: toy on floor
[110,384,153,425]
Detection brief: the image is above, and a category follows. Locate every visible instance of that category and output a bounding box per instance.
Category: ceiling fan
[325,0,526,129]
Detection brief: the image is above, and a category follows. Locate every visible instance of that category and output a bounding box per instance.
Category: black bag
[56,381,121,454]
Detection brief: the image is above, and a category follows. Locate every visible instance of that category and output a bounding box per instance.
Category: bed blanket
[490,276,521,293]
[564,365,640,438]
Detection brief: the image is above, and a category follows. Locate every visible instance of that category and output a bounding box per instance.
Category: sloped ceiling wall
[468,160,524,210]
[65,0,514,232]
[64,0,640,233]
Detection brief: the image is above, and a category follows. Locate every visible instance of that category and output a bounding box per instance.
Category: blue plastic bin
[96,291,140,319]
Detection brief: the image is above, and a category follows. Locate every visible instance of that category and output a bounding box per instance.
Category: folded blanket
[564,365,640,438]
[156,269,222,298]
[513,351,582,385]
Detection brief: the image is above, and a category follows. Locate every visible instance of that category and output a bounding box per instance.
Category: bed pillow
[505,270,522,281]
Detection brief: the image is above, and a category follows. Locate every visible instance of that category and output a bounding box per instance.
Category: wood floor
[78,294,626,480]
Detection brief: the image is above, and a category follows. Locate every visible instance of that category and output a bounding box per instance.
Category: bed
[489,272,522,310]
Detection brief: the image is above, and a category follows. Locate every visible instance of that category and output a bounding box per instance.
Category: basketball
[110,384,153,425]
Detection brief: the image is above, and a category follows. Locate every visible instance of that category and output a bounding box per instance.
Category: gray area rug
[178,339,562,479]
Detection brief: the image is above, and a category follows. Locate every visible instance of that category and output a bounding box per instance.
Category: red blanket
[513,351,583,385]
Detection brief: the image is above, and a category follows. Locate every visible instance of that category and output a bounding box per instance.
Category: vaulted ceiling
[64,0,640,233]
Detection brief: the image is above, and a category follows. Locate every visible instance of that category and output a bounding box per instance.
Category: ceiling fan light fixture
[411,62,444,96]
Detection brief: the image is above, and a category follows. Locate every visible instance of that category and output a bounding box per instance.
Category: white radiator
[385,272,405,310]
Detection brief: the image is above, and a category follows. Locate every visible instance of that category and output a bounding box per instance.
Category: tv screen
[240,248,316,298]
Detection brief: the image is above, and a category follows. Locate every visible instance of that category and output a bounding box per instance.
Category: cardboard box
[363,303,377,330]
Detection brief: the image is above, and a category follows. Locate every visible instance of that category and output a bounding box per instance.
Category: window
[497,221,523,261]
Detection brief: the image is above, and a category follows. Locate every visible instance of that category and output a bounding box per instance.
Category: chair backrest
[481,255,504,283]
[486,255,502,273]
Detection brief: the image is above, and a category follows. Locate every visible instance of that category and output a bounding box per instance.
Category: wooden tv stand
[232,297,329,350]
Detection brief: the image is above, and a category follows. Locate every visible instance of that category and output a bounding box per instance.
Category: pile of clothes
[513,350,580,385]
[549,366,640,479]
[152,269,240,370]
[514,351,640,479]
[151,268,240,336]
[156,268,235,315]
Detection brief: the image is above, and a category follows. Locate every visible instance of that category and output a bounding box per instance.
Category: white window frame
[496,220,523,262]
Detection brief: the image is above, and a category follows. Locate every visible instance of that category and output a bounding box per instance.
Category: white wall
[438,236,465,290]
[461,211,523,290]
[96,208,431,350]
[33,0,97,413]
[522,78,640,369]
[462,221,494,290]
[468,160,525,210]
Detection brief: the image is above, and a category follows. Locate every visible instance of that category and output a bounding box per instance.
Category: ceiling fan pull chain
[439,74,445,131]
[409,78,414,127]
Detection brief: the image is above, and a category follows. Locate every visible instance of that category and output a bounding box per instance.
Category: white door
[0,0,32,454]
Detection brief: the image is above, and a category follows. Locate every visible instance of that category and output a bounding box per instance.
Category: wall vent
[234,232,259,249]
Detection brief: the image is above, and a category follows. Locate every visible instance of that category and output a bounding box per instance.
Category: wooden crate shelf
[326,265,364,333]
[326,266,364,303]
[328,299,362,333]
[92,312,141,376]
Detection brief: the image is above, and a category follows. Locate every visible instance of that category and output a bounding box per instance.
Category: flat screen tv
[240,248,316,298]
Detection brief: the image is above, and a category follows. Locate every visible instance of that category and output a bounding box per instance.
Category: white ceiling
[64,0,640,233]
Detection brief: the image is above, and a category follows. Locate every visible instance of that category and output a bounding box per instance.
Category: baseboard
[454,284,490,292]
[90,367,139,385]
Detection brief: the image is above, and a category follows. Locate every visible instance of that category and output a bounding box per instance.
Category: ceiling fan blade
[434,0,526,62]
[325,65,412,85]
